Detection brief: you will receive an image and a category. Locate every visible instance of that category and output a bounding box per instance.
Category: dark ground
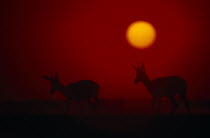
[0,99,209,137]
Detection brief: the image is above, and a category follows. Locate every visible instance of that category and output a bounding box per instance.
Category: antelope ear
[54,73,59,81]
[42,75,52,80]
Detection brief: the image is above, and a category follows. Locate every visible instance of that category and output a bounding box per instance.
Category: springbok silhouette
[42,73,100,112]
[131,63,190,115]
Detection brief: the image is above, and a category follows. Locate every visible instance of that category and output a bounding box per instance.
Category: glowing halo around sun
[126,21,156,49]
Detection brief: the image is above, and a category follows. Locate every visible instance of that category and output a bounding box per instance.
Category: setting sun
[126,21,156,49]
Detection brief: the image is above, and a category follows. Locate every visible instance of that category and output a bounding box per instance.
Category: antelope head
[42,73,62,94]
[131,63,147,84]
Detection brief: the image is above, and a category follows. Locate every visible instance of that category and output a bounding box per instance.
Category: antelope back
[65,80,99,100]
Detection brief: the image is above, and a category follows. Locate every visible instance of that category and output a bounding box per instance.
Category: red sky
[1,0,210,101]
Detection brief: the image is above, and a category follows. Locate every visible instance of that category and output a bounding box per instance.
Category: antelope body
[132,64,190,114]
[42,74,100,112]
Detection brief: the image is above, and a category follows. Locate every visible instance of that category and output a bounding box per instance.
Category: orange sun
[126,21,156,49]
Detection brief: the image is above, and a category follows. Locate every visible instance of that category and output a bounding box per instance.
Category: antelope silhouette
[42,73,100,112]
[131,63,190,115]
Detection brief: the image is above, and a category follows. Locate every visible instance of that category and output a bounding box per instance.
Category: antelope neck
[57,81,65,90]
[142,77,153,93]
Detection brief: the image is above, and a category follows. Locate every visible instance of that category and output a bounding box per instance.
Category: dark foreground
[0,100,209,137]
[0,114,210,138]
